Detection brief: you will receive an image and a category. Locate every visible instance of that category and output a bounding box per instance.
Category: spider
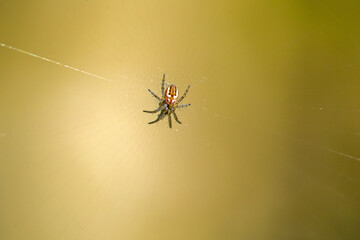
[143,74,191,128]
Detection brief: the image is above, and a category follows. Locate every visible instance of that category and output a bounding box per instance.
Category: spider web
[1,0,360,239]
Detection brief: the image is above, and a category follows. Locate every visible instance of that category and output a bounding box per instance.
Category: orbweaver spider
[143,74,191,128]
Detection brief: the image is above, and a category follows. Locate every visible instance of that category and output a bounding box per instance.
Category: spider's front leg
[148,110,166,124]
[177,103,191,108]
[168,111,172,128]
[173,111,182,124]
[144,101,167,113]
[143,104,163,113]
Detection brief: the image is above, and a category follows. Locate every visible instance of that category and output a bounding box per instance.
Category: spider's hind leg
[147,89,161,101]
[177,85,190,104]
[162,73,165,96]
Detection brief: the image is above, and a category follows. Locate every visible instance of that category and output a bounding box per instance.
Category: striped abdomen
[165,85,178,105]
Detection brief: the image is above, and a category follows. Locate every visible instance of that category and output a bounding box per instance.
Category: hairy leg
[143,104,163,113]
[149,111,166,124]
[177,85,190,104]
[162,73,165,96]
[173,111,182,124]
[148,89,161,101]
[168,113,172,128]
[177,103,191,108]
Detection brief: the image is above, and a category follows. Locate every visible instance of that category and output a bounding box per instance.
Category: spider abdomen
[165,85,179,105]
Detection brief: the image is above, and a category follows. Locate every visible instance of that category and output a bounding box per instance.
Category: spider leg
[143,105,163,113]
[173,111,182,124]
[148,111,166,124]
[177,85,190,104]
[168,112,172,128]
[148,89,161,101]
[177,103,191,108]
[161,73,165,96]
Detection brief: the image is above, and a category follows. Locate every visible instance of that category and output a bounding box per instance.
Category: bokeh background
[1,1,360,239]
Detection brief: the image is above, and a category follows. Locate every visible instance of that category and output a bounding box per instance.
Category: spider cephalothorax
[143,74,190,128]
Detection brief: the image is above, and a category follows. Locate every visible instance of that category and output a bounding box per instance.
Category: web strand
[0,42,113,82]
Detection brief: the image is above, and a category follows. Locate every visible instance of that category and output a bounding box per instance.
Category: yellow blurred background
[1,1,360,239]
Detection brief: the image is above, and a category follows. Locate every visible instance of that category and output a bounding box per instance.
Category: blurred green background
[1,0,360,239]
